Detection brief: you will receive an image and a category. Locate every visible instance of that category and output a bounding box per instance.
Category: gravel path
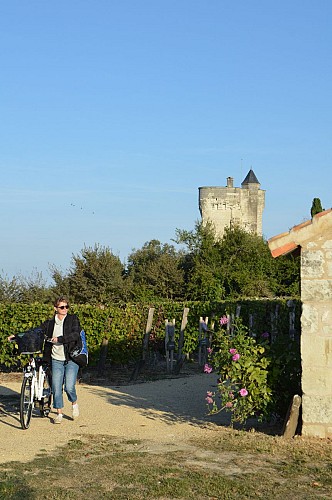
[0,372,230,464]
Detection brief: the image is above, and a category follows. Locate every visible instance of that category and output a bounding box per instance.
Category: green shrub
[206,317,272,423]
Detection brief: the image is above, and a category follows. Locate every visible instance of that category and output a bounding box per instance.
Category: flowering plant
[206,317,272,424]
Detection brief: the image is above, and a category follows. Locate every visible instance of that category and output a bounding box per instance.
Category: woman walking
[42,296,81,424]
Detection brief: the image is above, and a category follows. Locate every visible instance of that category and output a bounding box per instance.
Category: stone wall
[300,233,332,437]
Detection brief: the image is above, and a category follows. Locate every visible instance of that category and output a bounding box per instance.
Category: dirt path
[0,372,230,464]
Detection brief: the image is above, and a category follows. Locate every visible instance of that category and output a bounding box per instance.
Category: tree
[311,198,324,218]
[175,222,226,301]
[0,273,22,302]
[49,267,71,300]
[126,239,186,300]
[175,222,296,300]
[50,244,127,304]
[273,252,300,297]
[0,270,53,303]
[218,226,277,298]
[16,270,54,304]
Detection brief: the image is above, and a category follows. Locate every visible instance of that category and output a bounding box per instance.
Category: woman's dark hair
[53,296,69,307]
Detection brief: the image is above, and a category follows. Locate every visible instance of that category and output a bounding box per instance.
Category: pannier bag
[70,329,88,367]
[16,328,45,354]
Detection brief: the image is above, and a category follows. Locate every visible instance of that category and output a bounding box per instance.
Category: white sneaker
[72,403,79,420]
[53,413,63,424]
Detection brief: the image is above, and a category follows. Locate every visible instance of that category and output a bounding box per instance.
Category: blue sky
[1,0,331,280]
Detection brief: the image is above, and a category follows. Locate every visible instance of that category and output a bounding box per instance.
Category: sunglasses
[57,305,69,310]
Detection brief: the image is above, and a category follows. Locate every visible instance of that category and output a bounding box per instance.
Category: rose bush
[206,316,273,424]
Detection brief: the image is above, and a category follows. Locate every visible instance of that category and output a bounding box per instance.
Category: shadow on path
[0,385,21,429]
[83,373,232,428]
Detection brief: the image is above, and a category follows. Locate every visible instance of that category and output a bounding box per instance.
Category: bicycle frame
[24,357,46,403]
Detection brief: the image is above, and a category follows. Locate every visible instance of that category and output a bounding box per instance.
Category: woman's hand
[7,335,15,342]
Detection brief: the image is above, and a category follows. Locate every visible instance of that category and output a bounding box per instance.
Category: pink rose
[232,353,240,361]
[204,363,213,374]
[239,388,248,397]
[225,401,233,408]
[205,396,214,404]
[220,315,228,326]
[229,348,237,355]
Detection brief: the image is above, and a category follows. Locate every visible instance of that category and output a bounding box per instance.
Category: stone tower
[198,169,265,239]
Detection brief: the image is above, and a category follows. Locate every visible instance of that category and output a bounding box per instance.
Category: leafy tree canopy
[51,244,127,305]
[0,270,52,304]
[176,222,299,300]
[126,239,185,300]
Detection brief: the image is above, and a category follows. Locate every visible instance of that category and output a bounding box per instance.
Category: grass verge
[1,428,332,499]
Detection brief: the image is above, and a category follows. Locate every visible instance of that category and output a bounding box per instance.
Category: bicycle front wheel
[20,376,33,430]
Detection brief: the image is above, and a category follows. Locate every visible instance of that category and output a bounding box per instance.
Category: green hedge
[0,299,301,370]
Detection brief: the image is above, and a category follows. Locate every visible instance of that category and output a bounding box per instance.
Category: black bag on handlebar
[16,328,45,354]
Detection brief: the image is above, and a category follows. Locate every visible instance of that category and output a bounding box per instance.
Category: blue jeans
[51,359,79,409]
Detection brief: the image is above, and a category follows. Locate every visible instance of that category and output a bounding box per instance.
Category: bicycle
[11,329,52,430]
[19,351,52,429]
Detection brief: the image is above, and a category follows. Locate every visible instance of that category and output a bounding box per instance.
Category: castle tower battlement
[198,169,265,239]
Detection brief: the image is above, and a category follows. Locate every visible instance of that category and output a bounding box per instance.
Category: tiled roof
[268,209,332,258]
[242,169,260,185]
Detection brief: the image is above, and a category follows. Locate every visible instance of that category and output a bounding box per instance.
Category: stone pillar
[301,239,332,438]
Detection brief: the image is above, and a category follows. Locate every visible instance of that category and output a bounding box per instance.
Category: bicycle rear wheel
[20,376,33,429]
